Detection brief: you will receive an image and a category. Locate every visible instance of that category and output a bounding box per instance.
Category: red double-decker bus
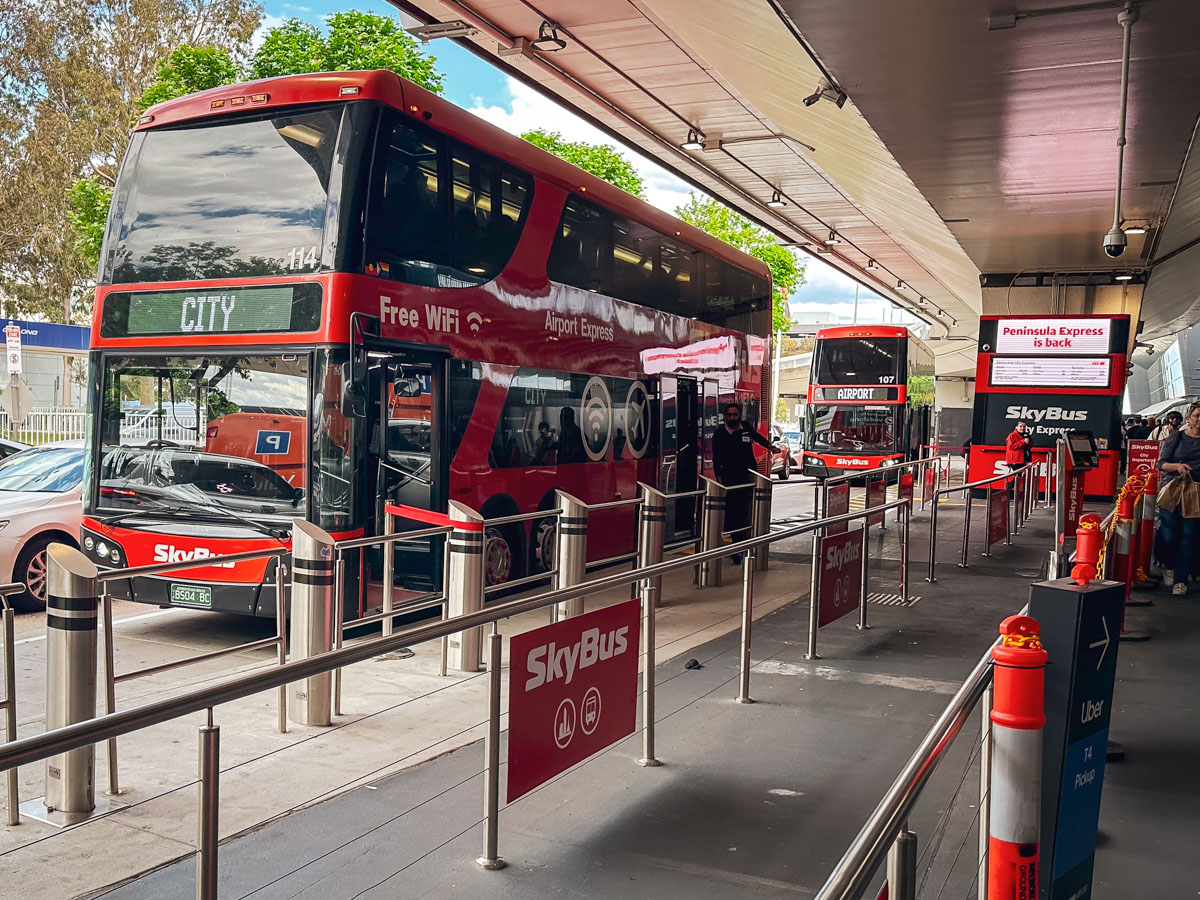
[80,70,772,617]
[801,326,933,478]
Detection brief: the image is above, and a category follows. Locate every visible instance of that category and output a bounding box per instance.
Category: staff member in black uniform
[712,402,779,563]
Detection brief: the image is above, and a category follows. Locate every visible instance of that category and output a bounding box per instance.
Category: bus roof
[139,70,770,283]
[814,325,909,340]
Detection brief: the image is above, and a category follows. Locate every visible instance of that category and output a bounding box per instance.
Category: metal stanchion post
[476,628,506,870]
[196,711,219,900]
[977,683,993,900]
[554,490,588,620]
[699,477,726,589]
[289,520,335,727]
[960,484,973,568]
[926,465,942,583]
[899,501,909,604]
[1005,481,1014,546]
[382,508,394,637]
[736,551,755,704]
[982,486,994,558]
[806,533,820,660]
[638,578,661,767]
[440,539,450,677]
[447,501,485,672]
[100,589,123,796]
[27,545,108,825]
[3,601,16,825]
[276,560,287,733]
[887,827,918,900]
[858,523,871,631]
[637,484,666,608]
[333,556,344,716]
[750,471,772,571]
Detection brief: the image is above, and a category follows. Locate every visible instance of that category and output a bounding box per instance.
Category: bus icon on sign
[255,430,291,455]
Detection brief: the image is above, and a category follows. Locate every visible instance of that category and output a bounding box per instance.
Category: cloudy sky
[263,1,903,324]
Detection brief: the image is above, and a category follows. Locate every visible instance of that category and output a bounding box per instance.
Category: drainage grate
[867,591,921,607]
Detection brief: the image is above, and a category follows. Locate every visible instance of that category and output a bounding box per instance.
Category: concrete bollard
[446,501,485,672]
[289,520,335,727]
[553,490,588,621]
[43,545,99,820]
[637,483,667,608]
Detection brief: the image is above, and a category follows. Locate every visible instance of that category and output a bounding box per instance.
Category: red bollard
[1109,477,1141,602]
[1070,514,1104,585]
[989,615,1047,900]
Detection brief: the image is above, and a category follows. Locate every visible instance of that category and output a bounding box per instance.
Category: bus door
[363,348,448,596]
[658,374,699,539]
[701,378,721,477]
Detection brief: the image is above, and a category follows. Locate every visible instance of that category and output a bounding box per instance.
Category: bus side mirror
[341,378,366,418]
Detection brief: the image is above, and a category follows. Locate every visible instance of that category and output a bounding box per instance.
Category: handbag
[1157,471,1195,515]
[1183,474,1200,519]
[1157,471,1186,512]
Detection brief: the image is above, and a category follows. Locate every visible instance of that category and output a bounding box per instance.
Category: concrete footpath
[103,504,1056,900]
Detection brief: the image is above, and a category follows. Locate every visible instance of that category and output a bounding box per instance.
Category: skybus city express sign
[507,599,641,801]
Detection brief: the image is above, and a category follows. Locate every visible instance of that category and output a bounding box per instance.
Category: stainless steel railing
[925,462,1039,582]
[0,582,24,826]
[815,633,1000,900]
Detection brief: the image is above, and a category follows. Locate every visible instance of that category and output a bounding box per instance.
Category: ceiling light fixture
[1123,225,1147,235]
[530,20,567,52]
[935,309,946,319]
[405,20,479,42]
[865,259,878,270]
[767,190,787,209]
[917,296,928,307]
[824,230,842,245]
[1115,272,1134,281]
[680,129,704,151]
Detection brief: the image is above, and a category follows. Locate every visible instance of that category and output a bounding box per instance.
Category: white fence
[0,406,206,446]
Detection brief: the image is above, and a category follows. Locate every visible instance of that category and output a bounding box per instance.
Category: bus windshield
[101,104,365,284]
[96,355,309,521]
[811,337,903,386]
[807,405,898,454]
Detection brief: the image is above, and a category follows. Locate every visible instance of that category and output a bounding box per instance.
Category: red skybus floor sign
[507,599,641,802]
[817,528,865,628]
[988,488,1009,547]
[827,481,851,535]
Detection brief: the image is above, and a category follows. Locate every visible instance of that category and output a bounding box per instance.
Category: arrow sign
[1088,615,1110,670]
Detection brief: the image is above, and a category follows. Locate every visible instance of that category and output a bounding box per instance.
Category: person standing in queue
[1156,403,1200,595]
[712,402,780,563]
[1005,420,1033,470]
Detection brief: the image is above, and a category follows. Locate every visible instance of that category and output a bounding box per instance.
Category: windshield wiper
[96,491,288,541]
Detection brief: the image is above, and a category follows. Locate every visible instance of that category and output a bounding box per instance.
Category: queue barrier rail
[0,582,23,826]
[925,462,1040,582]
[0,487,913,898]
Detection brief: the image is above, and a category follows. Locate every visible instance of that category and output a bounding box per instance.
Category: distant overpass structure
[392,0,1200,422]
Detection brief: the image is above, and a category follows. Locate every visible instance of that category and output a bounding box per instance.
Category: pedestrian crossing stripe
[867,592,921,607]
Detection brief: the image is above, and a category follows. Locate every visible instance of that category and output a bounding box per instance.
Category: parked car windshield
[0,446,84,493]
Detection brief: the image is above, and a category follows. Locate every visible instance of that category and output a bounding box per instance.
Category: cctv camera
[1103,226,1127,258]
[802,92,822,107]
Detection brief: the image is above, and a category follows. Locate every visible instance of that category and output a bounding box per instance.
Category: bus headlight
[84,535,94,550]
[96,541,109,558]
[881,458,897,467]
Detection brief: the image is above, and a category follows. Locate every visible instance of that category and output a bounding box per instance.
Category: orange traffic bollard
[1133,469,1157,589]
[1070,514,1104,585]
[989,615,1047,900]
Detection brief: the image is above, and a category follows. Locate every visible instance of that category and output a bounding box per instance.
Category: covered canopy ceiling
[393,0,1200,349]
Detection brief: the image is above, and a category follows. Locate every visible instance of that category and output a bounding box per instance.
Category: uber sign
[255,430,291,455]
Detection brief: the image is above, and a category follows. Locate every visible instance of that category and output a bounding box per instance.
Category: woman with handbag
[1155,403,1200,595]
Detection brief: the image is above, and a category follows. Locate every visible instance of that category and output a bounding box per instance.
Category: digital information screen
[819,387,898,402]
[989,357,1111,389]
[101,283,321,337]
[993,318,1111,355]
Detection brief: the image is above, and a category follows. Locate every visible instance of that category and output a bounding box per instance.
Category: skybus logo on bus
[835,457,873,467]
[153,544,236,568]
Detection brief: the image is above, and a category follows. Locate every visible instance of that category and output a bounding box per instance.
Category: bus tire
[531,516,556,574]
[484,523,524,588]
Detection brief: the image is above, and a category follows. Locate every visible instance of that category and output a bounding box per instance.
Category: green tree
[674,192,803,332]
[249,11,443,92]
[65,178,114,273]
[0,0,261,320]
[907,374,935,408]
[138,45,240,112]
[521,129,646,199]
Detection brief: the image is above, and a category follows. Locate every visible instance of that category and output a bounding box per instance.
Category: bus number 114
[287,246,318,269]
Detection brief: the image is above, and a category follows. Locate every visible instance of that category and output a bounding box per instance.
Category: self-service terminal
[1050,430,1098,577]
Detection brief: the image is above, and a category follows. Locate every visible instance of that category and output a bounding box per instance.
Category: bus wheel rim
[485,528,512,584]
[27,549,48,605]
[535,519,556,571]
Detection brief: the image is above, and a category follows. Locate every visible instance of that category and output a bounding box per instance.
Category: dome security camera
[1103,227,1127,258]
